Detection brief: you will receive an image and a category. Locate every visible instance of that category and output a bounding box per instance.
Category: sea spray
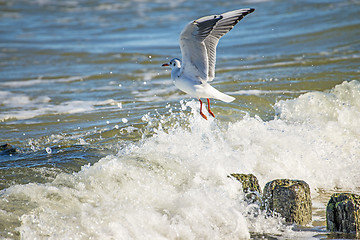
[1,81,359,239]
[11,103,282,239]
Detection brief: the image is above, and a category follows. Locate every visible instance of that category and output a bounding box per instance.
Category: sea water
[1,0,360,239]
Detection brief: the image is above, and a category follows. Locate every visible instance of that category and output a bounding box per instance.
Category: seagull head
[162,58,181,69]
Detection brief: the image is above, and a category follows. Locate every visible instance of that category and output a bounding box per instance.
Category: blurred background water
[1,0,360,239]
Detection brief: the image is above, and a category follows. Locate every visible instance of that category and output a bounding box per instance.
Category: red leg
[199,99,207,120]
[207,98,215,118]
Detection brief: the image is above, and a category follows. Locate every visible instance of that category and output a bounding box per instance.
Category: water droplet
[46,147,52,154]
[122,118,128,123]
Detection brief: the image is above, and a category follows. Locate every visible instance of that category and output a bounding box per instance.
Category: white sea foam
[0,76,85,88]
[0,99,95,121]
[232,89,307,96]
[0,90,120,121]
[0,91,51,107]
[3,81,360,238]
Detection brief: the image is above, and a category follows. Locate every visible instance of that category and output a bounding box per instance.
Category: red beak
[162,63,169,67]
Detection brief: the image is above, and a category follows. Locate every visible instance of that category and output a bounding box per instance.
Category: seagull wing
[205,8,255,81]
[179,14,223,82]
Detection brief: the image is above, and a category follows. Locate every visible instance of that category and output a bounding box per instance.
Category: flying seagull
[162,8,255,120]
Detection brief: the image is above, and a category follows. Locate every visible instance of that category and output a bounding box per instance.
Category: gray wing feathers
[179,8,254,82]
[180,39,207,81]
[206,8,255,81]
[209,9,254,40]
[204,36,218,81]
[180,15,223,81]
[194,15,223,40]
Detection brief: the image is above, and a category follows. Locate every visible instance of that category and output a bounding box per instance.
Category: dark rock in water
[0,144,12,150]
[231,173,262,193]
[326,193,360,237]
[0,144,16,154]
[263,179,312,225]
[230,173,262,204]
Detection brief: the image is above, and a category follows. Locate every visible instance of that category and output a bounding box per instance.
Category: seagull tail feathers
[209,85,235,103]
[215,91,235,103]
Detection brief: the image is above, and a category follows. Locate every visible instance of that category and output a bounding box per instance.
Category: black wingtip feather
[244,8,255,16]
[240,8,255,20]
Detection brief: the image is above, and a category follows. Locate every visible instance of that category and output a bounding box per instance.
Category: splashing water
[1,81,359,239]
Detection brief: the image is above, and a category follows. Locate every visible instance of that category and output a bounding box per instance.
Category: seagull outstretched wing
[179,8,255,82]
[205,8,255,81]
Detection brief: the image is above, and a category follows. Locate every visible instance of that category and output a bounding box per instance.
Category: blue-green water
[1,0,360,239]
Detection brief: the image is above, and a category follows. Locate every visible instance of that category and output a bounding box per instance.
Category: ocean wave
[2,80,359,239]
